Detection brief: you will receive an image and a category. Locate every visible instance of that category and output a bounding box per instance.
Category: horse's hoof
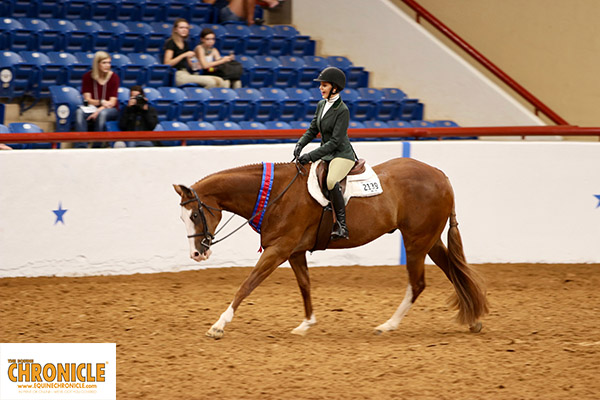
[206,327,224,339]
[291,327,308,336]
[469,321,483,333]
[374,329,384,336]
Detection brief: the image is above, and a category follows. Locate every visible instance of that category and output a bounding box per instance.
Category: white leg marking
[207,303,234,339]
[375,284,413,333]
[291,313,317,336]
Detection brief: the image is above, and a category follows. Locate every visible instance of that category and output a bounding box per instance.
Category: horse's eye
[193,213,198,219]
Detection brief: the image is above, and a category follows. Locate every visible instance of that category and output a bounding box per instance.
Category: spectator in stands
[293,67,356,241]
[74,51,120,148]
[0,143,12,150]
[163,18,226,88]
[195,28,242,89]
[204,0,279,25]
[118,85,159,147]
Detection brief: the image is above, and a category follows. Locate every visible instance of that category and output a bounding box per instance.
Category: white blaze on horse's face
[180,206,212,262]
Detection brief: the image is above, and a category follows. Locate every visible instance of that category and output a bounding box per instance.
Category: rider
[294,67,357,241]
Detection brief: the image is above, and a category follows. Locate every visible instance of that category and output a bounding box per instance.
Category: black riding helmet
[314,67,346,96]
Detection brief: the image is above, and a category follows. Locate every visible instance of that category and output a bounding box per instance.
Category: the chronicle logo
[0,343,116,400]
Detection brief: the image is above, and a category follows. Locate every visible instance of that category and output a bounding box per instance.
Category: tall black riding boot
[329,182,349,240]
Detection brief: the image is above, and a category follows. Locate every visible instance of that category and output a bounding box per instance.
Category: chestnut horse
[173,158,488,339]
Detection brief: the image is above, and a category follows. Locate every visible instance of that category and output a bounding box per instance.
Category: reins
[186,162,306,247]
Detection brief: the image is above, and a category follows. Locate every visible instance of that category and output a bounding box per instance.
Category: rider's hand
[298,153,311,165]
[293,143,302,160]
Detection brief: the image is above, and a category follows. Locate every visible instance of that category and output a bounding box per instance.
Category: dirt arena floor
[1,263,599,399]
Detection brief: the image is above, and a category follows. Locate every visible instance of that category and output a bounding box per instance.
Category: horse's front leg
[206,246,289,339]
[288,251,316,336]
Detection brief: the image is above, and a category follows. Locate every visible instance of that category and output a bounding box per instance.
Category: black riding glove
[293,143,303,160]
[298,153,311,165]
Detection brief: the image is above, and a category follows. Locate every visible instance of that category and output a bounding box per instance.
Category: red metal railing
[401,0,568,126]
[2,126,599,145]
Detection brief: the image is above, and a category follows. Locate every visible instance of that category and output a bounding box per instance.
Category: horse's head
[173,184,222,262]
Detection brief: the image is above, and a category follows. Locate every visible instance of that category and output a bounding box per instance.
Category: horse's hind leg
[289,251,316,336]
[375,253,426,334]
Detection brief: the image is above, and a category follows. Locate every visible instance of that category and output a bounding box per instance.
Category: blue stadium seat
[62,0,93,20]
[117,87,130,109]
[38,0,64,18]
[246,25,272,56]
[186,121,216,146]
[272,25,315,56]
[398,99,424,121]
[349,120,366,129]
[284,87,311,121]
[121,21,153,53]
[342,88,377,122]
[156,86,186,121]
[358,87,399,121]
[289,121,310,130]
[231,88,260,122]
[434,120,459,127]
[236,55,256,87]
[388,120,413,128]
[50,85,83,132]
[47,52,86,88]
[204,87,236,122]
[9,122,50,149]
[265,121,291,129]
[255,87,285,122]
[1,18,33,52]
[74,51,95,66]
[154,120,187,146]
[223,24,250,55]
[141,0,168,22]
[182,86,211,121]
[239,121,266,130]
[188,2,213,24]
[327,56,368,88]
[99,20,128,52]
[105,120,120,131]
[110,53,139,86]
[0,123,9,133]
[69,20,101,52]
[7,0,39,18]
[275,56,304,88]
[213,121,241,130]
[127,52,173,87]
[22,51,69,98]
[251,55,280,87]
[300,56,329,89]
[410,120,435,128]
[363,120,389,129]
[143,86,161,102]
[265,25,291,56]
[89,0,119,21]
[381,88,407,102]
[116,0,145,21]
[46,19,79,51]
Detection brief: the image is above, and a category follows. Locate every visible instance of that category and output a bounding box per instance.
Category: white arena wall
[1,141,599,278]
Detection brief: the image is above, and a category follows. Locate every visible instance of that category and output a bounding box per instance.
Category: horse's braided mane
[194,161,293,185]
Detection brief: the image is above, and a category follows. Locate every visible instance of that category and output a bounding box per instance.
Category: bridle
[180,163,305,252]
[179,187,220,252]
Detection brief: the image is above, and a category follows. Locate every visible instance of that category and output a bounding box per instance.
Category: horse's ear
[173,184,191,198]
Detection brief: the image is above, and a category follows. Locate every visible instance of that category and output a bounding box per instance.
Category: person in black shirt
[119,85,159,147]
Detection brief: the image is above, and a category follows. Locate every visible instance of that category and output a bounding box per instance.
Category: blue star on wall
[53,202,68,225]
[595,195,600,208]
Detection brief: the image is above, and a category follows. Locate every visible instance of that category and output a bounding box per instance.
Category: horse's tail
[446,206,489,326]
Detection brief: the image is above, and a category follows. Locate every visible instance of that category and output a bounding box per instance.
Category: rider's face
[319,82,334,98]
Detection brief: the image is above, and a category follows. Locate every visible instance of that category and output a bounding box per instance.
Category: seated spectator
[163,18,226,88]
[0,143,12,150]
[74,51,120,148]
[195,28,242,89]
[205,0,279,25]
[118,85,159,147]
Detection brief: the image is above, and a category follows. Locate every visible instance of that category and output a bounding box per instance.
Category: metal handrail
[2,126,599,145]
[400,0,569,126]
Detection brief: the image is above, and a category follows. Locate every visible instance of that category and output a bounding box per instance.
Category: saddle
[315,158,366,198]
[308,159,383,252]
